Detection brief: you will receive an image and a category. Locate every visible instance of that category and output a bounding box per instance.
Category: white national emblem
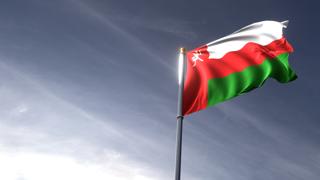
[192,50,204,67]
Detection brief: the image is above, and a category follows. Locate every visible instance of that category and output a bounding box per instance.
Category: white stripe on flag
[206,20,288,59]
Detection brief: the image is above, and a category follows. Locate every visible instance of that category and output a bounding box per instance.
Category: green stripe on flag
[207,53,297,106]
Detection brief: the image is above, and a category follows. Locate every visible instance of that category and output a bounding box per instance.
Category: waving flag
[182,20,297,115]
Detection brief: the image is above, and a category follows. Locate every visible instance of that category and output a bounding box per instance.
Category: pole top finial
[180,47,186,53]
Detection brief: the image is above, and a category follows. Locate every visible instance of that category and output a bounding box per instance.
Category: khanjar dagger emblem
[192,50,204,67]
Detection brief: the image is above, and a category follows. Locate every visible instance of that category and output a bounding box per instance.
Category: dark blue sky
[0,0,319,179]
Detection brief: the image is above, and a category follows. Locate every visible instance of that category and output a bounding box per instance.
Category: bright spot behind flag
[178,49,185,85]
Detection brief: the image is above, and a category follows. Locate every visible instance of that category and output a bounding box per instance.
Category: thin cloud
[0,59,172,179]
[71,0,174,71]
[109,15,199,39]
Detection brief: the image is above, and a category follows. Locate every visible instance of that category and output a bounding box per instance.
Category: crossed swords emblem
[191,50,204,67]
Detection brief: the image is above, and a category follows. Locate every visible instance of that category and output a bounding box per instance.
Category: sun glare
[0,151,154,180]
[178,53,184,85]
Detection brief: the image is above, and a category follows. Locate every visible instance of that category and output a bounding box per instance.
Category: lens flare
[178,53,184,85]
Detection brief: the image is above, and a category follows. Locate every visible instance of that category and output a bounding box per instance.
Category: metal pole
[175,47,187,180]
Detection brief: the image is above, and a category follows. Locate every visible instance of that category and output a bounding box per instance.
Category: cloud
[0,60,170,179]
[70,0,174,71]
[0,148,157,180]
[109,15,198,40]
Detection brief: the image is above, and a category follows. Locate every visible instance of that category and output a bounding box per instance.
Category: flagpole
[175,47,187,180]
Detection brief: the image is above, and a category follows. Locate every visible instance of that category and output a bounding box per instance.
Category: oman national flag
[183,20,297,116]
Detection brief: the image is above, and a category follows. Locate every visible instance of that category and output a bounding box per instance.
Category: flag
[182,20,297,115]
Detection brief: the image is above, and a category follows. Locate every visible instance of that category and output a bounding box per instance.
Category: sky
[0,0,319,179]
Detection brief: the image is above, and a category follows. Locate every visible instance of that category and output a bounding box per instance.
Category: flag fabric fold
[182,20,297,116]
